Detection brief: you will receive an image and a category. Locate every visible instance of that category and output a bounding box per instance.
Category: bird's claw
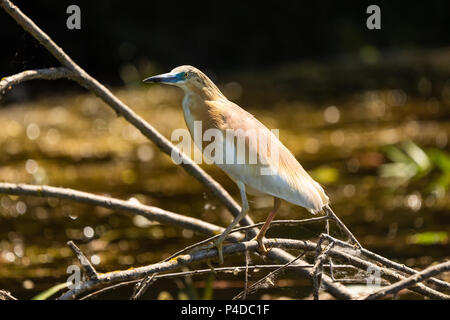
[252,236,269,255]
[206,259,217,274]
[213,238,225,265]
[194,238,225,264]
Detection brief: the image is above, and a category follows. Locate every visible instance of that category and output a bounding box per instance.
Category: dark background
[1,1,449,87]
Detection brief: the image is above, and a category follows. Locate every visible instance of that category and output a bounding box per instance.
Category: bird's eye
[184,72,188,79]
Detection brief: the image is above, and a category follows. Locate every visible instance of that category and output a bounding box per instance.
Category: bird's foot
[206,259,217,274]
[188,239,225,264]
[252,236,269,255]
[213,237,225,265]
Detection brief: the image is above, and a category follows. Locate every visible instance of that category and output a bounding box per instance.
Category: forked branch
[0,67,74,95]
[363,261,450,300]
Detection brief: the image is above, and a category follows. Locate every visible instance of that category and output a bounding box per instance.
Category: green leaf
[428,149,450,173]
[401,141,431,173]
[202,273,215,300]
[407,232,448,246]
[382,145,415,166]
[31,282,70,300]
[378,162,417,179]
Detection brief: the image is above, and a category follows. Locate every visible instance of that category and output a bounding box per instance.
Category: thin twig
[317,240,450,300]
[233,250,307,300]
[320,233,450,292]
[312,241,335,300]
[131,274,157,300]
[324,205,361,248]
[0,67,74,95]
[0,290,17,300]
[334,278,390,285]
[243,250,250,300]
[363,261,450,300]
[66,241,98,280]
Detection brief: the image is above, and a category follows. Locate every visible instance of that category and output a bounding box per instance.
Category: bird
[143,65,360,264]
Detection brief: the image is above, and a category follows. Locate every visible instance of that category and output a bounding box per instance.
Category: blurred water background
[0,1,449,299]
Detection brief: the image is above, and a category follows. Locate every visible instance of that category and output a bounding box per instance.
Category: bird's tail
[323,205,361,248]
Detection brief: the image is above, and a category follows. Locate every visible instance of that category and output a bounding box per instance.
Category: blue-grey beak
[143,72,181,83]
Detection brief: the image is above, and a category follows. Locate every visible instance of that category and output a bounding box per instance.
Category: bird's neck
[182,91,205,120]
[182,79,225,101]
[180,79,227,137]
[181,87,224,136]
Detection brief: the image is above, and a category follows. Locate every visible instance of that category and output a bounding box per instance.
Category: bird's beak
[143,72,180,84]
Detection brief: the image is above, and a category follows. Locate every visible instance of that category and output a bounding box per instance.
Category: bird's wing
[205,99,329,212]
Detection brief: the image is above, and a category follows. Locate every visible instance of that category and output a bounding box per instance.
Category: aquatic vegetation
[379,140,450,196]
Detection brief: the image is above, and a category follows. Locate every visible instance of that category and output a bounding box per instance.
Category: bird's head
[143,65,221,97]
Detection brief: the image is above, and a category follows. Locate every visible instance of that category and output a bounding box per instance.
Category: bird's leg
[214,181,249,264]
[252,197,281,255]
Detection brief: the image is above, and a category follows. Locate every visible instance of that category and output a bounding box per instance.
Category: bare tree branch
[324,206,361,248]
[233,250,307,300]
[312,241,335,300]
[0,183,355,300]
[1,182,449,300]
[1,183,448,300]
[319,237,450,300]
[0,290,17,300]
[0,67,74,95]
[0,182,226,238]
[52,238,447,300]
[130,274,157,300]
[66,241,98,280]
[243,250,250,300]
[320,234,450,292]
[80,263,358,300]
[363,261,450,300]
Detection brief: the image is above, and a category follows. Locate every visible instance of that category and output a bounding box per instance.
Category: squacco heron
[144,65,360,264]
